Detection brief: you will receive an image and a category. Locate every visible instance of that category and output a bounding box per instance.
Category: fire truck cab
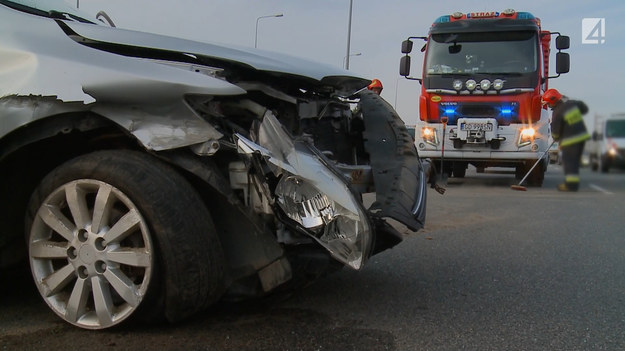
[400,9,570,185]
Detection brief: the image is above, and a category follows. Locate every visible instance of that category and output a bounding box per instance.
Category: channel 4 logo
[582,18,606,44]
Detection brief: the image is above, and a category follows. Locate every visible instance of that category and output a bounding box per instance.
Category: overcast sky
[76,0,624,129]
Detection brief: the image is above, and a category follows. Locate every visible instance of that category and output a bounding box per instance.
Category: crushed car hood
[62,21,370,96]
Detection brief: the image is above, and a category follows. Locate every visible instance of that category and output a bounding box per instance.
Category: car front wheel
[26,150,224,329]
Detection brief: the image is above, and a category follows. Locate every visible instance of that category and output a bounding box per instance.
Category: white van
[590,113,625,172]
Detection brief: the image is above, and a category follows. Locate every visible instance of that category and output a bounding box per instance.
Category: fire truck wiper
[428,72,472,76]
[490,72,524,76]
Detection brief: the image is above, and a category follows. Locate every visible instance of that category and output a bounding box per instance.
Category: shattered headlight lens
[275,175,370,270]
[276,176,336,229]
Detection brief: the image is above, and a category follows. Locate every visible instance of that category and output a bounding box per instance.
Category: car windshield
[0,0,97,23]
[425,31,538,75]
[606,120,625,138]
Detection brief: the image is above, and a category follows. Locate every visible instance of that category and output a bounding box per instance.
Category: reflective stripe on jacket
[550,99,590,147]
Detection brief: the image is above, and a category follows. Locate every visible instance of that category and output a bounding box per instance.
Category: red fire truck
[400,9,570,186]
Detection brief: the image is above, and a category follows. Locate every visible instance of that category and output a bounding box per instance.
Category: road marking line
[589,183,614,195]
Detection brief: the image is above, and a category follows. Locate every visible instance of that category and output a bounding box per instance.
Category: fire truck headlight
[480,79,491,90]
[608,146,618,157]
[421,127,438,146]
[493,79,504,90]
[453,80,463,91]
[466,79,477,91]
[518,127,535,146]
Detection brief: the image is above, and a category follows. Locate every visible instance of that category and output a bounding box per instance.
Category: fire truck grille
[460,105,498,117]
[438,102,519,126]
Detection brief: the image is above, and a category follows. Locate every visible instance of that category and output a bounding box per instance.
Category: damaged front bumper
[236,92,427,270]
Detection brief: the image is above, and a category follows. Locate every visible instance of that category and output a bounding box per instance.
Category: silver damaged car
[0,0,427,329]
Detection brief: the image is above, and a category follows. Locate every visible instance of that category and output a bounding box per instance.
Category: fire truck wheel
[526,161,545,187]
[452,162,467,178]
[600,155,610,173]
[515,164,525,180]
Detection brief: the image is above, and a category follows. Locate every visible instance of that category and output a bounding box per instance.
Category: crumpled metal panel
[90,103,225,151]
[62,21,370,94]
[0,3,373,150]
[0,5,243,150]
[0,6,246,102]
[0,96,88,138]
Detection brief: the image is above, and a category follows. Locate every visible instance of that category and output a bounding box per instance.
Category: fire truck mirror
[401,40,413,54]
[556,52,570,74]
[399,55,411,76]
[555,35,570,50]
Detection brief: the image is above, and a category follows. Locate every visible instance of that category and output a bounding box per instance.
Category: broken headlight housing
[275,175,370,269]
[236,111,372,270]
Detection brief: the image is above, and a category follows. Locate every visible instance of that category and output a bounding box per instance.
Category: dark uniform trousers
[560,142,585,190]
[550,99,590,191]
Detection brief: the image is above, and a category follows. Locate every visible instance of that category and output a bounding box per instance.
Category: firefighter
[368,79,383,95]
[542,88,590,191]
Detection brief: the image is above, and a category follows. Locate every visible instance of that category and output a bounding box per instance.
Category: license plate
[461,123,493,131]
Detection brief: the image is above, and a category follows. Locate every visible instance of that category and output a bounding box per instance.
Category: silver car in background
[0,0,427,329]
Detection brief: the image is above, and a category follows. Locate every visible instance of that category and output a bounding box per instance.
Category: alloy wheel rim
[29,179,153,329]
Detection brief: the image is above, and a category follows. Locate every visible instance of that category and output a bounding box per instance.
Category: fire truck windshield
[425,31,537,76]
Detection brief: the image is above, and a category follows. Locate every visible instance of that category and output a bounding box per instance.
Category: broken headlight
[275,175,370,270]
[236,111,372,270]
[276,176,336,229]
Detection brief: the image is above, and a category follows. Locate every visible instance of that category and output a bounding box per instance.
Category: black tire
[25,150,225,329]
[515,164,525,180]
[600,155,610,173]
[434,161,453,178]
[452,162,467,178]
[526,160,545,187]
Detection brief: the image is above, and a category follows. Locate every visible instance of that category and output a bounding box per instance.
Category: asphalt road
[2,164,624,351]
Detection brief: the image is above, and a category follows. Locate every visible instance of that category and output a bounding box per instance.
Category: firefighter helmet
[542,88,563,107]
[368,79,383,93]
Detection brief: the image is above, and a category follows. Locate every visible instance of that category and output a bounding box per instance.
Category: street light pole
[345,0,353,69]
[394,77,402,109]
[255,14,283,49]
[343,53,361,69]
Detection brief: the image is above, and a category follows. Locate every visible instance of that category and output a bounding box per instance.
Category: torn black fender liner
[360,90,427,232]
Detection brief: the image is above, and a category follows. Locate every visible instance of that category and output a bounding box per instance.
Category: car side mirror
[556,35,570,50]
[556,52,570,74]
[401,40,413,54]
